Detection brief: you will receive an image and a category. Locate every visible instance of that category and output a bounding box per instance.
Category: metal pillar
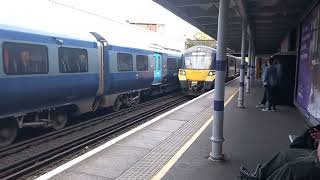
[254,50,256,79]
[250,47,255,81]
[237,22,246,108]
[245,39,252,93]
[251,49,256,81]
[210,0,229,161]
[255,56,258,79]
[252,49,255,80]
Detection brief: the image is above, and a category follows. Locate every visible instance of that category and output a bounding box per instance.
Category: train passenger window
[136,55,148,71]
[117,53,133,71]
[3,42,48,75]
[167,58,177,70]
[59,47,88,73]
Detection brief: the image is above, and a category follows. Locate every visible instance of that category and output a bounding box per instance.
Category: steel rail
[0,95,189,180]
[0,92,181,157]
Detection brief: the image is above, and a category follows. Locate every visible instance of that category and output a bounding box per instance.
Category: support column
[210,0,229,161]
[253,50,256,80]
[250,47,255,81]
[254,51,256,79]
[245,39,252,93]
[255,56,259,79]
[237,22,246,108]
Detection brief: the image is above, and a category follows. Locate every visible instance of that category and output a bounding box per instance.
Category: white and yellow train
[179,45,241,95]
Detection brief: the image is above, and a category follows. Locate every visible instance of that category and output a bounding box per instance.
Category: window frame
[136,54,149,71]
[167,58,178,71]
[183,52,213,70]
[58,47,88,73]
[2,41,49,75]
[117,53,133,72]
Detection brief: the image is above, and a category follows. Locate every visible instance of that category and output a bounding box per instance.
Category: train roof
[0,24,97,44]
[92,22,181,55]
[161,49,182,57]
[0,21,181,55]
[0,0,183,54]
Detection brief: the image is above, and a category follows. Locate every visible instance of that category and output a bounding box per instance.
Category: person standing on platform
[256,61,268,108]
[261,58,278,112]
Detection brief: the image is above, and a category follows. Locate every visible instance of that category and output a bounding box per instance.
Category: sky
[0,0,201,50]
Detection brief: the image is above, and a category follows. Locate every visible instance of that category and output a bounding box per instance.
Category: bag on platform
[290,130,316,150]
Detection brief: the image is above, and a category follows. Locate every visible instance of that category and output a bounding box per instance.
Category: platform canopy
[153,0,318,54]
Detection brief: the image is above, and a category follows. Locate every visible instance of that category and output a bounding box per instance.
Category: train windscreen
[184,52,213,70]
[228,57,236,76]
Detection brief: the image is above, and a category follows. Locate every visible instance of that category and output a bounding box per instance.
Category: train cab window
[59,47,88,73]
[184,52,212,70]
[3,42,48,75]
[117,53,133,71]
[167,58,177,70]
[136,55,148,71]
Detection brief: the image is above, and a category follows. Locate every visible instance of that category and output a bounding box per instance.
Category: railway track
[0,92,180,156]
[0,94,189,180]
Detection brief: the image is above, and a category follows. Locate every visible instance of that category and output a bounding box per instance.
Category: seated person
[18,50,38,73]
[239,128,320,180]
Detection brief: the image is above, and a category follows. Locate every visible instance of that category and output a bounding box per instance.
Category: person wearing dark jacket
[239,129,320,180]
[261,58,278,112]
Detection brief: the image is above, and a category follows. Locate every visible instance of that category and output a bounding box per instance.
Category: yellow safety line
[152,90,239,180]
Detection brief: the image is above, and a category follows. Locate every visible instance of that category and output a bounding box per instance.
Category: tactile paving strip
[117,97,213,180]
[117,80,239,180]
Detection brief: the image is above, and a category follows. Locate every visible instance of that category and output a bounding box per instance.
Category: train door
[153,52,162,84]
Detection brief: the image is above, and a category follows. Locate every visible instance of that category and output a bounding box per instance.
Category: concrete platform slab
[53,171,112,180]
[117,80,239,180]
[52,145,149,179]
[147,119,186,133]
[40,78,239,180]
[179,105,209,113]
[165,111,199,121]
[162,83,306,180]
[116,129,172,150]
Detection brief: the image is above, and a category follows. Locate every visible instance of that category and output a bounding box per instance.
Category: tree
[185,32,217,49]
[193,32,213,40]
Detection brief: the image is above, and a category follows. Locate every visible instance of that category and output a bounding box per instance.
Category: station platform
[162,82,306,180]
[36,79,307,180]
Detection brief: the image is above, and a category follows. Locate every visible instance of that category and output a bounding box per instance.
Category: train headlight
[208,71,215,76]
[179,70,186,75]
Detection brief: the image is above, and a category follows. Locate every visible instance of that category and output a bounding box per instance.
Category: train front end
[178,46,216,96]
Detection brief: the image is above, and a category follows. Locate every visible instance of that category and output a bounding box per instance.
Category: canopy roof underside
[154,0,318,54]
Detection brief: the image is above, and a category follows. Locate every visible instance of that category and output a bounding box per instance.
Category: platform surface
[42,80,307,180]
[163,82,306,180]
[45,79,239,180]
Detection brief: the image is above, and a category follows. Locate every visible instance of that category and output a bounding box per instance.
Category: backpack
[289,130,317,150]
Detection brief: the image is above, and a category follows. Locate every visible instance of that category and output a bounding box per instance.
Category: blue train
[0,24,182,147]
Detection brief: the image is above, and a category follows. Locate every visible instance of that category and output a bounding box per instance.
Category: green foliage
[185,32,216,49]
[193,32,213,40]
